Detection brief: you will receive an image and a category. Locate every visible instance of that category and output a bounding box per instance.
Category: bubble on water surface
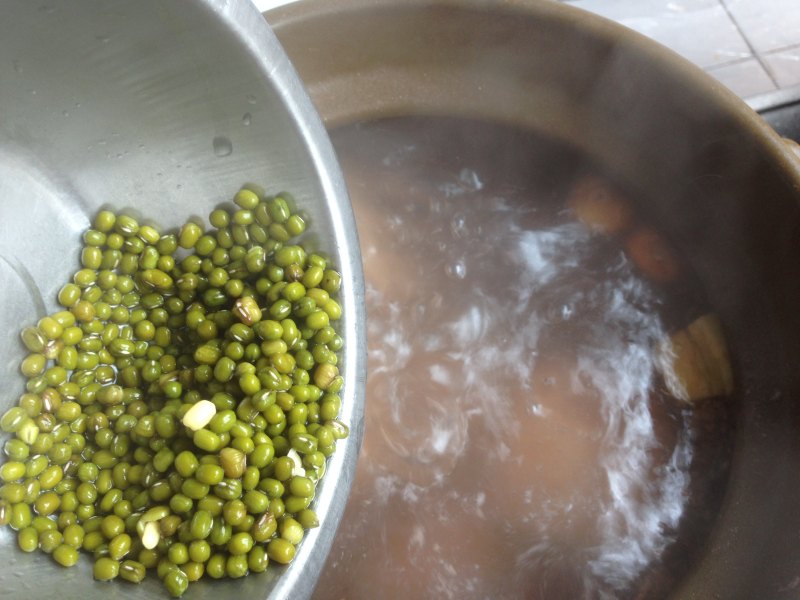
[446,261,466,279]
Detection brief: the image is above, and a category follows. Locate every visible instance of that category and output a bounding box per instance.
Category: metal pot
[0,1,365,599]
[265,1,800,598]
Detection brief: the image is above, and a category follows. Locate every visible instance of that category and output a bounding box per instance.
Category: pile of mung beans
[0,186,348,597]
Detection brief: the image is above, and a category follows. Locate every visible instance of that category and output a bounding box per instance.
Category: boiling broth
[318,117,734,599]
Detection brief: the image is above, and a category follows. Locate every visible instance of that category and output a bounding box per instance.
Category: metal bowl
[0,1,365,598]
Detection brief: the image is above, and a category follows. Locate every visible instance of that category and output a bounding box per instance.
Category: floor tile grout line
[762,41,800,56]
[705,56,760,72]
[719,0,780,87]
[702,46,800,73]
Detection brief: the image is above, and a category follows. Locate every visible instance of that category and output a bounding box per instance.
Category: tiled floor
[562,0,800,99]
[254,0,800,102]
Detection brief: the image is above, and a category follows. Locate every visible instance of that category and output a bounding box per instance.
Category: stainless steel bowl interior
[0,1,365,598]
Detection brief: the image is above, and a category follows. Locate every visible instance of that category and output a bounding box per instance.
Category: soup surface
[318,117,734,599]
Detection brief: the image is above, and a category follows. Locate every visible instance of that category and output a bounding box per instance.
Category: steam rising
[319,118,718,600]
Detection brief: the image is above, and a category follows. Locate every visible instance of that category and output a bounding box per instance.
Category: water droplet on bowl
[242,112,252,126]
[212,136,233,157]
[246,94,257,105]
[12,59,22,73]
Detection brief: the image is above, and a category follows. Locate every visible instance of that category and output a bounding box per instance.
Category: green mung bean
[0,187,349,597]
